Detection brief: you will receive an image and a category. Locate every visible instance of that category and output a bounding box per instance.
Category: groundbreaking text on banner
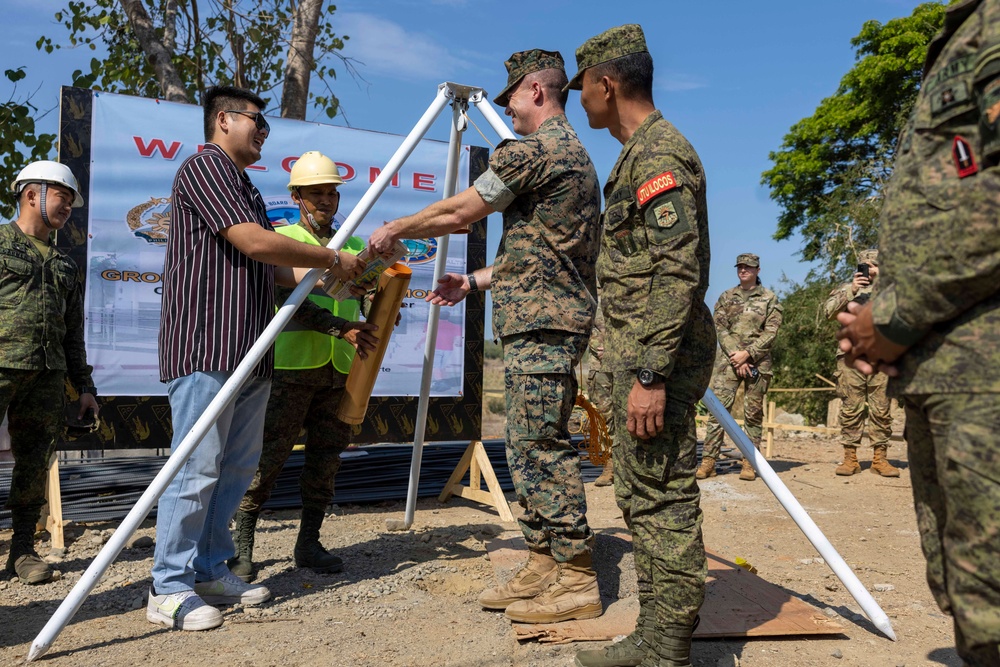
[86,91,470,398]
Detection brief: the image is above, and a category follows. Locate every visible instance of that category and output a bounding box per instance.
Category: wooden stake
[438,440,514,522]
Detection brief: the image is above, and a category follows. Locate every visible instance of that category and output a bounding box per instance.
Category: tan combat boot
[835,446,861,476]
[694,456,716,480]
[739,458,756,481]
[479,548,558,610]
[594,458,614,487]
[504,553,603,623]
[870,445,901,477]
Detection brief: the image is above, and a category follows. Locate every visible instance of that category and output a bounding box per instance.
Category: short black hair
[589,51,654,103]
[203,85,267,142]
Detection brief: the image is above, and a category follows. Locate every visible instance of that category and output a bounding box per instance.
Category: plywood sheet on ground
[485,533,844,643]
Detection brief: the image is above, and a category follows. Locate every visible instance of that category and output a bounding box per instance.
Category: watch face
[638,369,653,385]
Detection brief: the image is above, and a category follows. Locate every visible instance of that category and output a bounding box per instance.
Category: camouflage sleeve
[747,293,783,362]
[713,292,741,357]
[63,279,95,391]
[633,156,706,375]
[277,285,349,336]
[823,282,853,320]
[473,137,547,212]
[588,305,606,365]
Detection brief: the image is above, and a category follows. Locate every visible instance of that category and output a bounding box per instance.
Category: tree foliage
[37,0,351,117]
[762,2,946,277]
[2,68,57,220]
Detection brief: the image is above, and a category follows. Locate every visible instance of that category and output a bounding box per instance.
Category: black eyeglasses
[226,109,270,135]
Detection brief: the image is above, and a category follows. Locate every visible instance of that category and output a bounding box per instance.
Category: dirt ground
[0,422,964,667]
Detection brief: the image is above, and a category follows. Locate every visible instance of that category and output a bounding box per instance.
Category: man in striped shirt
[149,85,364,632]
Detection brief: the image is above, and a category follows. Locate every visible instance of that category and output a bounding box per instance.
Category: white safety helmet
[288,151,344,190]
[10,160,85,208]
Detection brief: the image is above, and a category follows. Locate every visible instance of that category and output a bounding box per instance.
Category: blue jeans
[152,372,271,594]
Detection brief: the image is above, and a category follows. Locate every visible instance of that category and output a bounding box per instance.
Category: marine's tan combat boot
[479,547,558,610]
[739,458,756,481]
[694,456,716,480]
[504,553,603,623]
[574,604,649,666]
[594,458,614,487]
[870,445,901,478]
[835,446,861,476]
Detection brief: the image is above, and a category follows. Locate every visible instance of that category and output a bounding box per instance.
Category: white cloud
[657,74,709,93]
[338,12,472,82]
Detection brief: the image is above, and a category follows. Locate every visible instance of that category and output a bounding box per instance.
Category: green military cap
[735,253,760,268]
[493,49,565,106]
[858,249,879,266]
[565,24,649,91]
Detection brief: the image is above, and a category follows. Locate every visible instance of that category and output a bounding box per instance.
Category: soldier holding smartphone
[823,249,899,477]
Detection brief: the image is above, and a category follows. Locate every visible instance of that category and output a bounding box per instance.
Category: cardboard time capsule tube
[338,263,412,425]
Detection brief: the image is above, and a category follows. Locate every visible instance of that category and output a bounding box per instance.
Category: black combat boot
[227,510,259,582]
[5,511,52,584]
[574,603,650,666]
[293,508,343,573]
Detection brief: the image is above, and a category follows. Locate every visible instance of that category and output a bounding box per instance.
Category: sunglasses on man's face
[226,109,270,135]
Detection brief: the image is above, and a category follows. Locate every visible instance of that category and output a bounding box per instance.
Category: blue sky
[5,0,931,336]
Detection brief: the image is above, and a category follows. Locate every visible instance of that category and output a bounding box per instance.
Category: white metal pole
[700,388,897,641]
[27,85,455,663]
[473,98,516,141]
[399,101,466,530]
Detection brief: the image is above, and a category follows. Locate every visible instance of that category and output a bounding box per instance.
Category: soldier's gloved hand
[340,321,380,359]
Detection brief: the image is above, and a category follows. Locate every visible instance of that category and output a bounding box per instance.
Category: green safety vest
[273,224,365,373]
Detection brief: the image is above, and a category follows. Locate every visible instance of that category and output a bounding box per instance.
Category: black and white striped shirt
[158,143,275,382]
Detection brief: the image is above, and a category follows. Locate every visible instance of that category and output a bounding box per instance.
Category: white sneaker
[195,571,271,606]
[146,588,223,631]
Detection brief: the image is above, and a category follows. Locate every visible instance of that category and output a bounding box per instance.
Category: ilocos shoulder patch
[636,171,678,206]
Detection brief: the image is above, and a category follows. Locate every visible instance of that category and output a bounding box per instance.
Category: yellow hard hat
[288,151,344,190]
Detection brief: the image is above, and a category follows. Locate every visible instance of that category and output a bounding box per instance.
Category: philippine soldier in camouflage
[369,49,602,624]
[587,305,615,486]
[568,24,717,667]
[836,1,1000,663]
[1,161,99,585]
[823,249,898,477]
[698,253,782,482]
[230,151,378,582]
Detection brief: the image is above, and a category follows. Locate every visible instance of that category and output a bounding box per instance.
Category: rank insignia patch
[953,135,978,178]
[636,171,678,205]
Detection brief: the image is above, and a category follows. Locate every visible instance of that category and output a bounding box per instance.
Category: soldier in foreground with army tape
[2,160,100,585]
[370,48,603,624]
[229,151,379,582]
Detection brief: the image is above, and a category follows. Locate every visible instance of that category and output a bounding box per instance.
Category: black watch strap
[467,272,479,292]
[81,385,98,397]
[636,368,666,387]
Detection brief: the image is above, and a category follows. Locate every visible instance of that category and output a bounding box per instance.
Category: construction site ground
[0,424,961,667]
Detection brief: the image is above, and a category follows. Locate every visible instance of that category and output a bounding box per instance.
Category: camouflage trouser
[902,393,1000,663]
[586,369,614,436]
[502,330,593,562]
[239,365,351,514]
[0,368,64,519]
[702,356,771,458]
[837,360,891,449]
[611,370,705,627]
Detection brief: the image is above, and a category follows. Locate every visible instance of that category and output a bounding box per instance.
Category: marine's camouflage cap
[735,253,760,268]
[858,249,879,266]
[493,49,565,106]
[565,24,648,91]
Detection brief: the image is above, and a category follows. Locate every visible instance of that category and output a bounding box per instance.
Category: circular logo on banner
[264,195,345,231]
[402,238,438,264]
[125,197,172,245]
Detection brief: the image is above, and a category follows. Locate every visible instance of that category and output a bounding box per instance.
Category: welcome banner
[86,91,470,398]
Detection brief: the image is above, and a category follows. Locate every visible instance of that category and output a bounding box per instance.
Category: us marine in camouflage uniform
[698,253,782,482]
[370,49,602,624]
[2,161,99,584]
[229,152,378,582]
[824,249,898,477]
[837,1,1000,662]
[587,304,615,486]
[567,24,717,667]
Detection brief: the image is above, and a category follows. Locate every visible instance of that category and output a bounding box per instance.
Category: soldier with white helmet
[2,160,99,584]
[229,151,379,582]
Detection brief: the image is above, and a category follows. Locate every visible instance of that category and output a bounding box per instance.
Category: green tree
[762,2,946,276]
[770,275,840,424]
[1,68,57,221]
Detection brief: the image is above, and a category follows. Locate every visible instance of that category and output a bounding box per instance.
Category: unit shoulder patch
[636,171,678,206]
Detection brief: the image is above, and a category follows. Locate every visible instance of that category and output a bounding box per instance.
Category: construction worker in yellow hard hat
[229,151,379,582]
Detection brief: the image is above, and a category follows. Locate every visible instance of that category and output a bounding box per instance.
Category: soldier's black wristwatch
[636,368,666,387]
